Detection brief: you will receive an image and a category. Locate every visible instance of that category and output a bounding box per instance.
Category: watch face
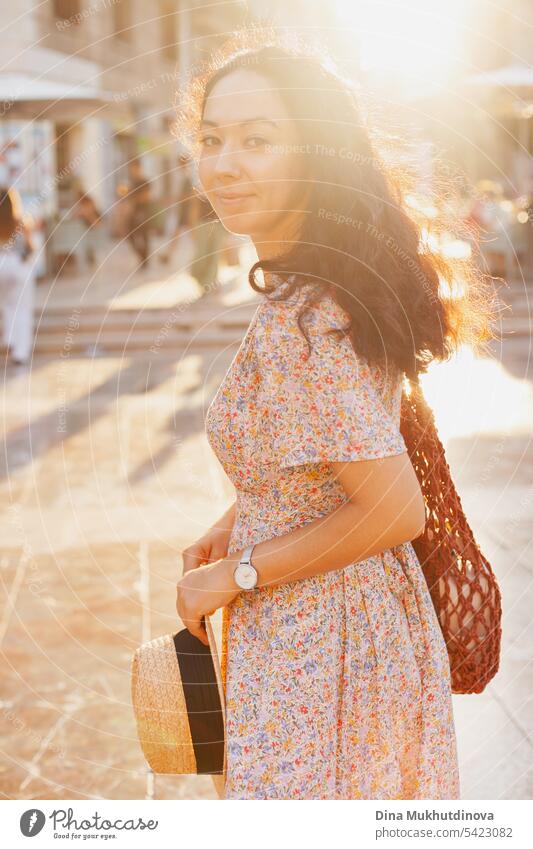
[235,563,257,589]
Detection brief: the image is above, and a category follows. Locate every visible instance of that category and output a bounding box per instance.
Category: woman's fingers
[175,578,209,645]
[183,613,209,647]
[181,544,210,575]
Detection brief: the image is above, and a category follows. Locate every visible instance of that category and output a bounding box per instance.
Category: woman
[73,188,102,270]
[0,186,36,367]
[174,34,496,800]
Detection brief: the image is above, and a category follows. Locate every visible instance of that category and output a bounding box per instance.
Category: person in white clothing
[0,186,36,367]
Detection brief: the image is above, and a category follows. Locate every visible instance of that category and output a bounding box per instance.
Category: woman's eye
[200,135,219,147]
[245,136,267,148]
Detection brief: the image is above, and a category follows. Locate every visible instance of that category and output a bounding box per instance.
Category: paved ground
[0,245,532,799]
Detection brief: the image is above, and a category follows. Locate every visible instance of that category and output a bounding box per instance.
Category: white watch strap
[240,543,255,566]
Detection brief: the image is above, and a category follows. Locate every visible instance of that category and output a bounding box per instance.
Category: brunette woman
[174,34,496,800]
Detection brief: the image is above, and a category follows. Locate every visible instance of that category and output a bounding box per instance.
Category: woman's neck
[252,206,307,263]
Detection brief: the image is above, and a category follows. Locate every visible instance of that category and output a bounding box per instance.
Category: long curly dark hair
[174,27,500,381]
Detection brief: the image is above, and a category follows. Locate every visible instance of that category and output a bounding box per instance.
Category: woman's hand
[181,527,231,576]
[181,502,236,576]
[176,554,242,646]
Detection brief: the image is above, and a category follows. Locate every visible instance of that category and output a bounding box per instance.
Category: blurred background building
[0,0,531,278]
[0,0,247,273]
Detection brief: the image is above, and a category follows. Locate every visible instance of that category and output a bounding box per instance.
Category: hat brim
[131,615,226,777]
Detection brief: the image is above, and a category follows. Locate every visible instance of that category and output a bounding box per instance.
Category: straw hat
[131,610,226,786]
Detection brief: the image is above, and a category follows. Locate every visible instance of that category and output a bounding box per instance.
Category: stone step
[35,314,255,336]
[32,328,247,354]
[34,315,532,341]
[34,305,259,334]
[12,288,531,356]
[29,320,530,356]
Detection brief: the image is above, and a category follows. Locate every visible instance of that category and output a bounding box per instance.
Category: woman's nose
[213,143,243,180]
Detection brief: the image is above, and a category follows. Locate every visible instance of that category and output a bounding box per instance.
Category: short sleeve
[255,292,408,468]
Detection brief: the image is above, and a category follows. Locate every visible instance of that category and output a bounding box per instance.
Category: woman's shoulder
[252,274,404,402]
[255,275,351,349]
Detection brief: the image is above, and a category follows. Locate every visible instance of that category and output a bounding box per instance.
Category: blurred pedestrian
[73,188,102,269]
[158,154,196,265]
[0,186,36,367]
[127,160,153,270]
[109,183,130,238]
[188,196,226,296]
[158,153,227,293]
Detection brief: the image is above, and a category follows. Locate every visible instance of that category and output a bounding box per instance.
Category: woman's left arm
[176,450,425,643]
[224,449,425,589]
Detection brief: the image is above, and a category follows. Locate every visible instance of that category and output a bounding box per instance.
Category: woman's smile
[213,189,257,205]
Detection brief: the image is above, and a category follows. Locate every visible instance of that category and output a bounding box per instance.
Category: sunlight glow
[421,347,533,443]
[335,0,467,91]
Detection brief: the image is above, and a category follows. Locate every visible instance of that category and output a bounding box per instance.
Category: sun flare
[335,0,467,92]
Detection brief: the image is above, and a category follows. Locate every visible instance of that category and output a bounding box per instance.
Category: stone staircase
[30,301,259,356]
[3,275,530,361]
[31,279,530,356]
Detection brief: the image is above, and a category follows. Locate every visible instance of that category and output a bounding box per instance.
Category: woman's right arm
[181,500,237,576]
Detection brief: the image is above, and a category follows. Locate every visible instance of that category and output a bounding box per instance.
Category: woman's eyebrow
[200,118,280,128]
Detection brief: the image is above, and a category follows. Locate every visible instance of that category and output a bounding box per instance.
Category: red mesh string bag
[400,376,503,694]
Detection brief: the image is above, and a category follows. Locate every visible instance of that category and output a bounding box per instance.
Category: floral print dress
[204,277,460,800]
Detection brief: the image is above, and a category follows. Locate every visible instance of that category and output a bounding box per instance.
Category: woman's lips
[213,192,255,205]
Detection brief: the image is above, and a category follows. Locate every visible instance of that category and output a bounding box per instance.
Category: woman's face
[197,68,309,243]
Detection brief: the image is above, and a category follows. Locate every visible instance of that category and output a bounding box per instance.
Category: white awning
[0,74,129,121]
[465,64,533,91]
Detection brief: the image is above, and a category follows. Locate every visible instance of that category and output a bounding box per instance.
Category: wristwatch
[233,544,258,590]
